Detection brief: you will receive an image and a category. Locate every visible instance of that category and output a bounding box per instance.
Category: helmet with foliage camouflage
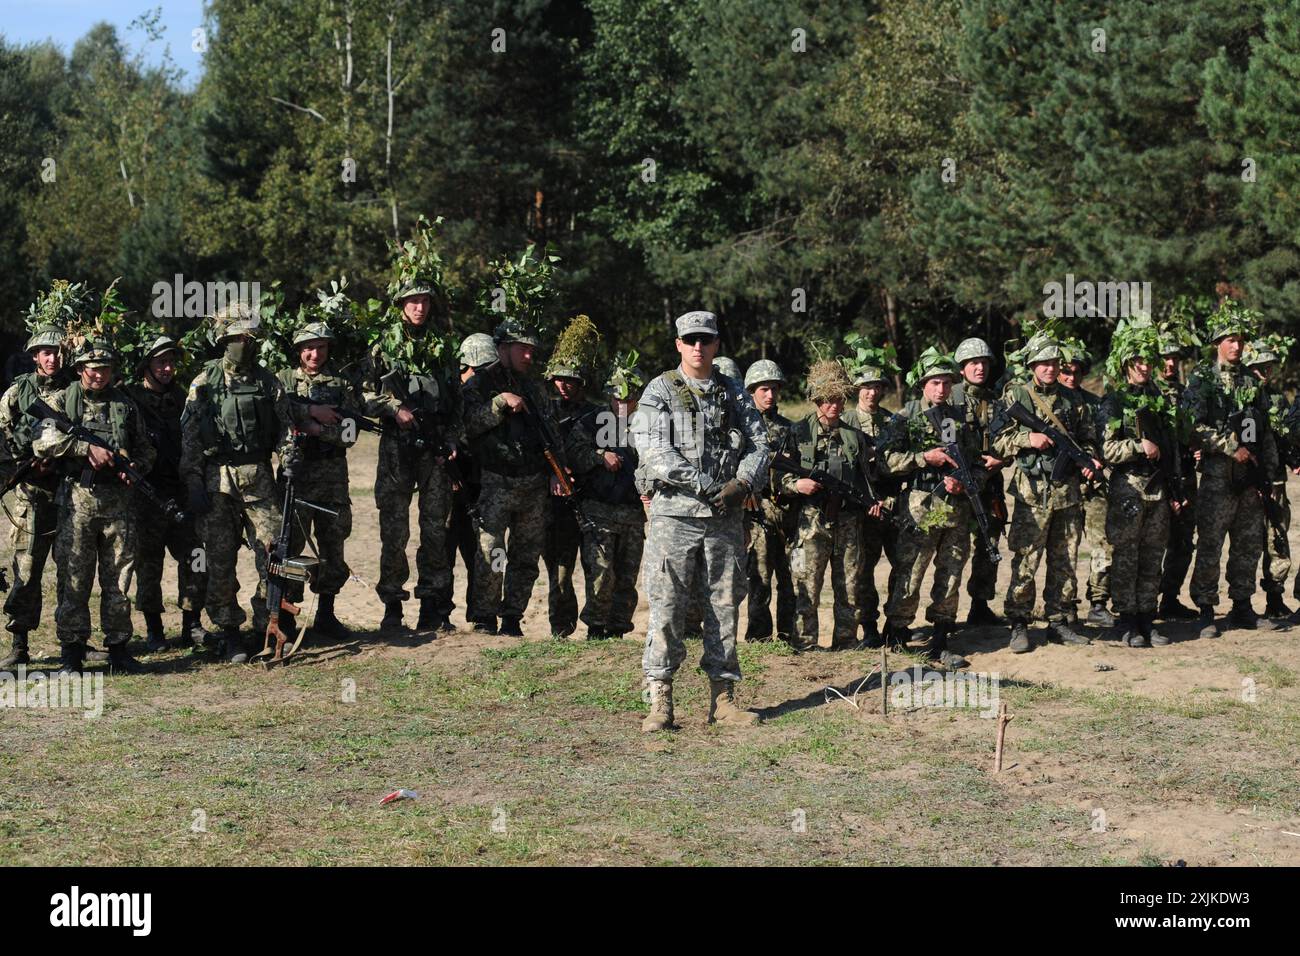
[1205,301,1258,343]
[907,346,959,387]
[458,332,498,369]
[605,351,646,401]
[292,322,334,348]
[1024,333,1061,365]
[743,359,784,390]
[493,317,541,348]
[25,325,64,353]
[73,338,117,369]
[1244,341,1279,368]
[851,364,885,386]
[714,356,741,381]
[545,362,585,383]
[213,302,261,344]
[392,277,436,302]
[1158,337,1182,358]
[954,337,994,365]
[805,359,853,403]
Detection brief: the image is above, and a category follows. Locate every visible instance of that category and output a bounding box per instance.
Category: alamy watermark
[889,665,1000,718]
[150,274,263,320]
[0,667,103,719]
[1042,274,1151,320]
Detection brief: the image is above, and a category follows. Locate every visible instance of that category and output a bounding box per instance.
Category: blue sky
[0,0,207,87]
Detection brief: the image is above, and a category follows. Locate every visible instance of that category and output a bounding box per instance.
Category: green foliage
[475,246,564,338]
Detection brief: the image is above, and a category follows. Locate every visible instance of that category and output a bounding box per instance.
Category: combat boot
[108,643,143,674]
[1159,593,1198,620]
[380,601,405,635]
[144,612,167,653]
[84,645,109,663]
[56,642,84,675]
[1144,614,1170,646]
[415,598,439,635]
[223,628,249,664]
[1229,599,1278,632]
[181,610,212,649]
[0,632,29,669]
[707,679,759,726]
[472,618,497,636]
[965,599,1002,627]
[1119,614,1145,648]
[312,594,351,640]
[1048,620,1091,646]
[1009,621,1032,654]
[884,622,911,650]
[1086,602,1115,628]
[1264,591,1292,619]
[927,622,969,669]
[1197,605,1221,638]
[499,617,523,637]
[859,618,882,648]
[641,678,675,733]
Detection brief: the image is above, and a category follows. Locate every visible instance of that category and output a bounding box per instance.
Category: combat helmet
[458,332,498,369]
[743,359,784,391]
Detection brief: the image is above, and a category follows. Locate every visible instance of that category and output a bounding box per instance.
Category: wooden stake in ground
[993,702,1013,773]
[880,645,888,717]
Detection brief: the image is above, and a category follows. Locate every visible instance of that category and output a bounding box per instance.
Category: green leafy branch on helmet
[387,215,453,322]
[547,313,603,381]
[839,332,899,379]
[25,279,95,336]
[475,245,563,339]
[605,349,645,400]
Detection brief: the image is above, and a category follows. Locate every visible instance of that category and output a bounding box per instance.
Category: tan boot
[641,678,675,733]
[708,679,759,726]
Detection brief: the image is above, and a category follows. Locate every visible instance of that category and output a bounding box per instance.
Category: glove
[709,478,750,511]
[187,483,212,518]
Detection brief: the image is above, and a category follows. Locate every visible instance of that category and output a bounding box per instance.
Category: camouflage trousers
[857,514,900,631]
[744,512,795,641]
[684,558,707,638]
[1082,493,1111,606]
[791,507,864,648]
[374,440,452,610]
[1107,484,1169,616]
[201,466,282,632]
[55,487,136,647]
[446,483,481,620]
[2,482,58,635]
[643,512,745,683]
[1160,474,1197,600]
[1189,472,1264,607]
[544,501,582,636]
[1261,488,1291,595]
[886,495,972,628]
[579,500,645,636]
[289,475,352,598]
[965,515,1005,603]
[1004,500,1082,624]
[134,495,205,614]
[472,471,549,622]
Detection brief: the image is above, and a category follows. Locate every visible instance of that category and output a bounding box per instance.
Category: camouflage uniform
[638,365,770,683]
[543,394,602,636]
[127,376,206,620]
[38,379,156,654]
[364,332,462,628]
[1259,388,1293,604]
[745,406,794,641]
[780,412,873,648]
[951,380,1006,609]
[461,360,587,628]
[842,404,901,637]
[992,378,1100,631]
[0,368,65,645]
[1183,360,1278,611]
[1099,384,1173,626]
[1157,371,1198,612]
[180,356,295,641]
[1071,386,1112,616]
[881,397,984,632]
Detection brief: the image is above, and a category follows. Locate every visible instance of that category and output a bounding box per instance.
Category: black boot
[1159,593,1199,620]
[415,598,439,635]
[1009,621,1032,654]
[1086,602,1115,628]
[1229,599,1277,632]
[223,628,248,664]
[883,622,910,650]
[0,632,29,669]
[1264,591,1292,619]
[56,642,85,674]
[472,617,497,635]
[84,645,109,663]
[927,622,968,669]
[499,616,523,637]
[1121,613,1146,648]
[1197,605,1220,639]
[182,610,212,649]
[144,612,167,653]
[965,599,1002,627]
[1145,614,1170,646]
[1048,620,1091,646]
[380,601,405,635]
[108,643,144,674]
[312,594,350,640]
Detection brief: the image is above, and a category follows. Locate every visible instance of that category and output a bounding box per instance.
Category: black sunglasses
[681,333,717,346]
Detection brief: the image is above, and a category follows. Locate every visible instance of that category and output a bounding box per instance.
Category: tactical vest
[658,368,746,483]
[127,382,185,487]
[11,372,60,456]
[61,382,133,484]
[1006,385,1087,480]
[581,410,640,506]
[794,415,869,505]
[467,363,546,477]
[279,367,352,461]
[196,359,281,463]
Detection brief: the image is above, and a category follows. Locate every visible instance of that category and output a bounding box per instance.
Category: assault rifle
[1003,400,1105,490]
[287,392,384,440]
[924,405,1000,564]
[1134,405,1189,510]
[254,431,339,667]
[507,373,597,535]
[379,369,481,530]
[29,397,186,525]
[770,433,893,522]
[1227,407,1287,552]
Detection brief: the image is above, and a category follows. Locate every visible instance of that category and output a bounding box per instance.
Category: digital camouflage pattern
[745,406,794,641]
